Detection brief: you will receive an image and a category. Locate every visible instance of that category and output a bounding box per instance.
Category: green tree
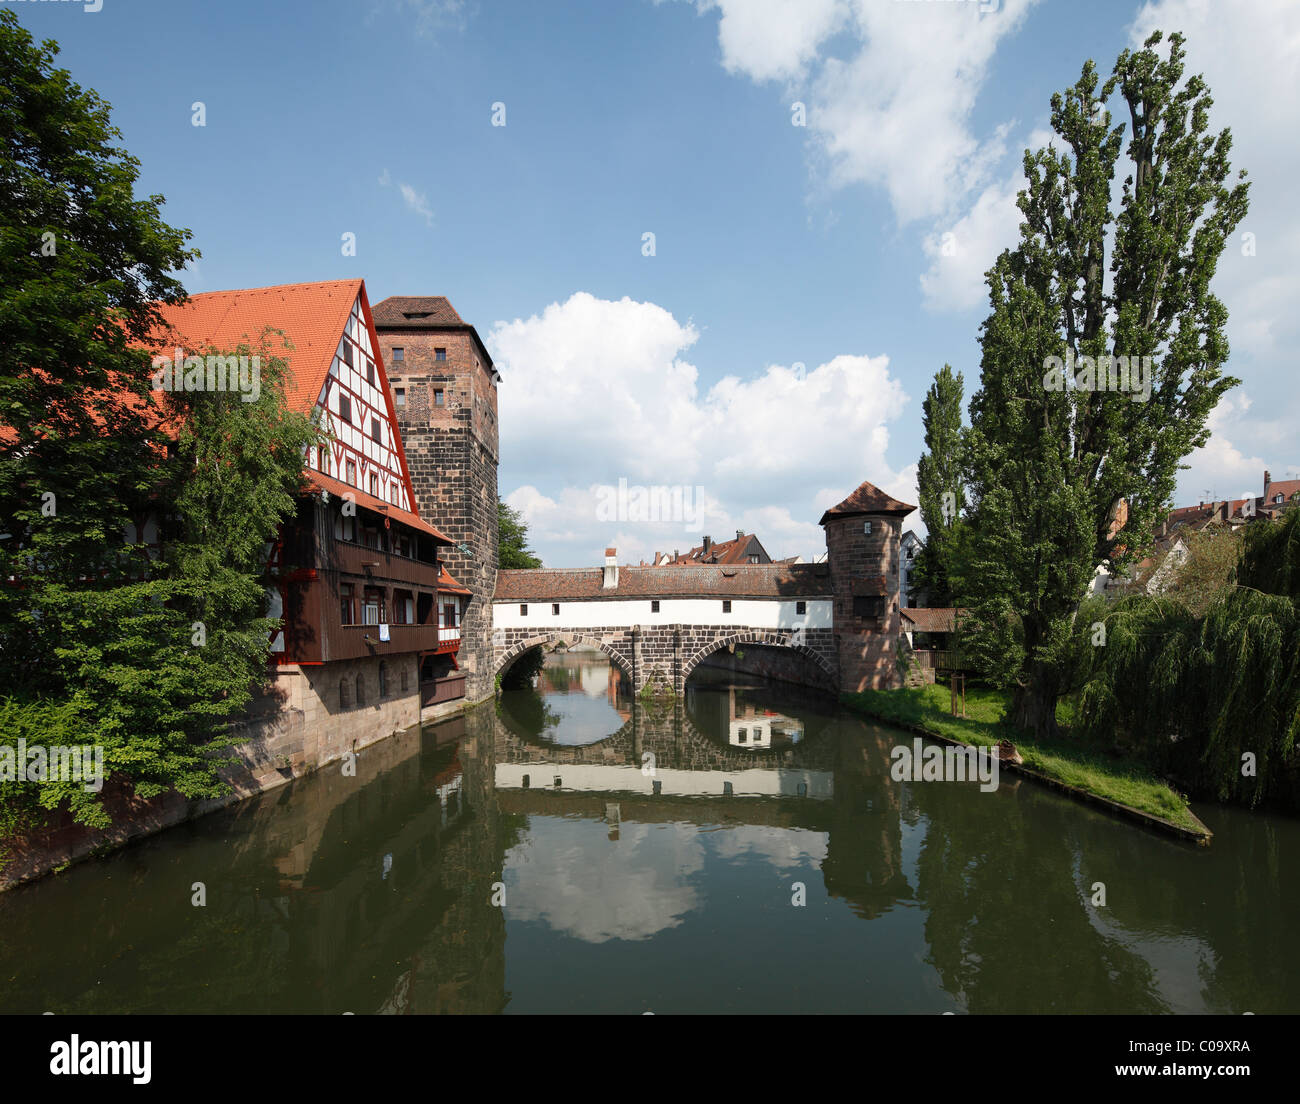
[498,496,542,568]
[0,12,318,835]
[914,364,966,606]
[962,31,1249,737]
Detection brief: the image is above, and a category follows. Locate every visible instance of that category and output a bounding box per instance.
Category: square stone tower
[820,480,917,692]
[371,296,499,703]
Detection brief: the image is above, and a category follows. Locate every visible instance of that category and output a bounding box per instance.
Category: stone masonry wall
[825,513,903,691]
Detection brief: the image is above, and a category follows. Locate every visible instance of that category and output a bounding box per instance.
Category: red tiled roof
[370,296,465,328]
[437,564,472,595]
[901,607,961,633]
[302,469,451,542]
[494,564,832,601]
[819,480,916,524]
[148,280,363,418]
[661,532,769,566]
[1263,479,1300,506]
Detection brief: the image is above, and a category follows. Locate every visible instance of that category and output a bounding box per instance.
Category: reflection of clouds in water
[537,691,625,745]
[505,819,705,943]
[704,825,827,872]
[580,665,608,698]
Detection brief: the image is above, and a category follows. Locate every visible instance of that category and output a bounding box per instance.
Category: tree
[498,497,542,568]
[914,364,966,606]
[0,12,316,833]
[961,31,1249,737]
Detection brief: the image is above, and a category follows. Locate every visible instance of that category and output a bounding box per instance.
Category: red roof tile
[819,480,916,525]
[901,607,961,633]
[302,469,450,542]
[437,565,472,595]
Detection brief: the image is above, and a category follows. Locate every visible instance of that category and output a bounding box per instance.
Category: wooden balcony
[435,626,461,653]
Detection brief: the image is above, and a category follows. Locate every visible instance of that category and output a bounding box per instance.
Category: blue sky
[13,0,1299,566]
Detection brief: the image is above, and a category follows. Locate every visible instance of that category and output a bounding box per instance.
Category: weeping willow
[1078,507,1300,808]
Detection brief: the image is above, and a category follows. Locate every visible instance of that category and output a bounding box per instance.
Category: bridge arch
[681,630,836,689]
[495,632,634,684]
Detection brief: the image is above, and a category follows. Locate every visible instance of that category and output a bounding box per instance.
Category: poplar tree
[962,31,1249,736]
[914,364,966,607]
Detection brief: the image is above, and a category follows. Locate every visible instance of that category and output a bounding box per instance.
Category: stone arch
[680,629,836,688]
[495,632,634,684]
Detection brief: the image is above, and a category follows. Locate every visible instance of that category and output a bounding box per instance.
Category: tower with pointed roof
[371,296,500,703]
[819,479,916,692]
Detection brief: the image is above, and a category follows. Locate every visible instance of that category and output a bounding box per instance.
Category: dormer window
[1275,494,1284,504]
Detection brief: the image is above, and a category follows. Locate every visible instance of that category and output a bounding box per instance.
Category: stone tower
[820,480,916,692]
[371,296,499,703]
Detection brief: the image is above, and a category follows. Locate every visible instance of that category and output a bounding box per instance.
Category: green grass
[842,682,1203,834]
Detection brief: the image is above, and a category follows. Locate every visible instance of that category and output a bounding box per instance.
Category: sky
[11,0,1300,567]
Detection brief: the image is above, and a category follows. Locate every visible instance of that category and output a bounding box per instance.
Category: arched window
[355,673,365,706]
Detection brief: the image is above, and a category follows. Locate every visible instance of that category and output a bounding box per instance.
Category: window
[435,347,447,361]
[1275,494,1285,504]
[335,513,356,542]
[397,533,411,558]
[317,445,328,472]
[378,662,388,698]
[520,603,528,616]
[339,395,352,424]
[863,521,873,535]
[363,588,384,625]
[345,459,357,486]
[343,342,353,368]
[400,592,415,624]
[389,483,399,506]
[796,601,806,615]
[366,361,375,386]
[722,600,732,613]
[748,554,759,563]
[355,673,365,706]
[552,603,560,616]
[854,596,885,619]
[651,600,660,613]
[392,347,404,362]
[738,729,747,742]
[339,679,350,708]
[434,389,445,406]
[371,417,382,442]
[395,387,406,407]
[369,473,379,497]
[340,583,355,625]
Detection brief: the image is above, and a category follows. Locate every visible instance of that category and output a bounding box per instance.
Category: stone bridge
[491,558,842,694]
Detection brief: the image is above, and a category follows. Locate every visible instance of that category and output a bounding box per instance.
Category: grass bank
[842,681,1207,838]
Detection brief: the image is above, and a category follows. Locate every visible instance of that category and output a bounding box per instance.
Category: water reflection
[0,653,1297,1013]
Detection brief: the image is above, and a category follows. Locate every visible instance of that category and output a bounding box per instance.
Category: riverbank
[842,683,1212,844]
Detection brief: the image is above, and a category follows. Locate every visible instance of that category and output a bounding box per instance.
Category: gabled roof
[902,607,961,634]
[494,563,832,601]
[437,564,472,595]
[149,280,363,418]
[662,532,769,566]
[370,296,466,328]
[302,469,450,542]
[818,480,916,525]
[1263,479,1300,506]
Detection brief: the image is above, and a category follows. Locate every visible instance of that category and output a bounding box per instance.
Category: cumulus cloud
[492,292,913,565]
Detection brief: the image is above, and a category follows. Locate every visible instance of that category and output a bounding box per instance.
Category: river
[0,649,1295,1013]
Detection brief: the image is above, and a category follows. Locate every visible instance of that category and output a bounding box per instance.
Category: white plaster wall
[491,597,832,631]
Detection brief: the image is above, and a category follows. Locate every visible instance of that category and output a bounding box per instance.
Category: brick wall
[379,327,500,703]
[825,513,903,691]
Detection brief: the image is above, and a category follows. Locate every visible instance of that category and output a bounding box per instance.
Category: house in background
[655,531,772,566]
[899,530,924,608]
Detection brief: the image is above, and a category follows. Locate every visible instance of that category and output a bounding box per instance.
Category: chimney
[603,547,618,589]
[703,535,712,554]
[736,529,744,541]
[653,551,661,566]
[1265,470,1272,494]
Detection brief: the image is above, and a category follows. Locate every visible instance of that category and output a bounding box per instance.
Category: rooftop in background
[495,563,832,601]
[657,532,771,566]
[818,479,916,525]
[901,607,961,634]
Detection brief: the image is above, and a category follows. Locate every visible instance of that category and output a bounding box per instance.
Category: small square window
[434,389,445,406]
[520,603,528,616]
[552,603,560,616]
[863,521,873,535]
[395,387,406,407]
[392,347,404,362]
[722,600,732,613]
[738,730,747,743]
[435,348,447,361]
[796,600,806,615]
[651,600,660,613]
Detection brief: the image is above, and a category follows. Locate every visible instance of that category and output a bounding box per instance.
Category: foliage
[914,365,967,606]
[0,13,318,833]
[961,31,1249,737]
[498,496,542,569]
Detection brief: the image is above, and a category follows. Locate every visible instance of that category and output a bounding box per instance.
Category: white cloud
[703,0,850,83]
[492,293,913,566]
[920,172,1022,312]
[398,183,435,227]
